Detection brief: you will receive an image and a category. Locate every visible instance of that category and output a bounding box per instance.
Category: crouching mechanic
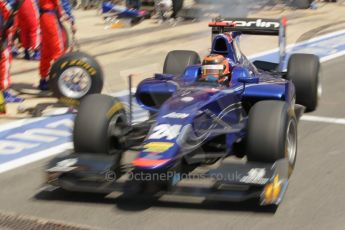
[38,0,76,90]
[200,54,232,86]
[0,0,24,103]
[17,0,40,60]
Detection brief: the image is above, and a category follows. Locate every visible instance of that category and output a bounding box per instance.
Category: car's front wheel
[73,94,128,168]
[246,100,297,175]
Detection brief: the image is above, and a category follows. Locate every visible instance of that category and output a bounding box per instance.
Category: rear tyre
[73,94,128,162]
[163,50,200,75]
[49,51,104,106]
[246,101,297,174]
[287,53,320,112]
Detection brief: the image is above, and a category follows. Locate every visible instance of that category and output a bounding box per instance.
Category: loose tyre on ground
[246,100,297,174]
[74,94,127,163]
[287,53,320,112]
[49,51,104,106]
[163,50,201,75]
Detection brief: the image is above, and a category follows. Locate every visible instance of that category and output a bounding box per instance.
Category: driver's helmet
[201,54,230,83]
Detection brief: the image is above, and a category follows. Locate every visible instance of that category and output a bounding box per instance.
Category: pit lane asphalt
[0,55,344,230]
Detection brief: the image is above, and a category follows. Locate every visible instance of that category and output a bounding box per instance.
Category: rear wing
[209,17,287,72]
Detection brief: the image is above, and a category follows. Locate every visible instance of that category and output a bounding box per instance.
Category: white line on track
[0,143,73,174]
[301,115,345,125]
[320,50,345,63]
[249,29,345,60]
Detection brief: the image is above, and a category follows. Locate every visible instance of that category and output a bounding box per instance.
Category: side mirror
[238,76,259,84]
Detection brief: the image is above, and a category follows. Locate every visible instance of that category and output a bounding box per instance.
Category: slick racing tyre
[287,53,320,112]
[246,101,297,175]
[49,51,104,106]
[74,94,128,160]
[163,50,200,75]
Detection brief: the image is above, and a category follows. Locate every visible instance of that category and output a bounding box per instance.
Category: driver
[200,54,231,85]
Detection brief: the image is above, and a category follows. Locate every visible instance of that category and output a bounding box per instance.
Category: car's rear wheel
[163,50,200,75]
[287,53,320,112]
[73,94,128,168]
[246,101,297,175]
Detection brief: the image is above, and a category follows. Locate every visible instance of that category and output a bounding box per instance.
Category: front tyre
[73,94,128,160]
[246,101,297,175]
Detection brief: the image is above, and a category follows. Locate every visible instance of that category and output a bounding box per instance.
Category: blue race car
[101,1,151,26]
[45,17,320,207]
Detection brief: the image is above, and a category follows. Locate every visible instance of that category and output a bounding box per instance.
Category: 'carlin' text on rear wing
[209,17,287,72]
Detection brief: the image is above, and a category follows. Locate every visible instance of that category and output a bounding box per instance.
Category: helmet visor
[202,64,224,78]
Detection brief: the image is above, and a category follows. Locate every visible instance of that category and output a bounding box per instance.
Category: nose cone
[132,142,179,170]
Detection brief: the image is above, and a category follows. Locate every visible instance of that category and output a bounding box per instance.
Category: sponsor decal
[181,97,194,102]
[143,142,174,153]
[210,19,280,29]
[66,60,97,76]
[47,158,78,172]
[148,124,182,140]
[233,19,280,28]
[163,112,189,119]
[132,158,171,167]
[240,168,269,185]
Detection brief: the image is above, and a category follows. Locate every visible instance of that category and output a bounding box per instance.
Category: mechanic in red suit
[17,0,40,60]
[0,0,24,102]
[38,0,76,90]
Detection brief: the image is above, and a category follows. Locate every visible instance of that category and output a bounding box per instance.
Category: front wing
[45,152,289,206]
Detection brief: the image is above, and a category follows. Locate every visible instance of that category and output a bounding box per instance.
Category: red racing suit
[0,0,12,90]
[17,0,40,50]
[39,0,67,78]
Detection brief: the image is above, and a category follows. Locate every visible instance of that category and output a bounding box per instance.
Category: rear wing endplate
[209,17,287,72]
